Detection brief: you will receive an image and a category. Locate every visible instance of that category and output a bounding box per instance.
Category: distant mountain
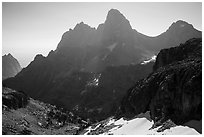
[55,9,147,72]
[2,54,22,80]
[51,9,201,73]
[3,9,202,121]
[139,20,202,53]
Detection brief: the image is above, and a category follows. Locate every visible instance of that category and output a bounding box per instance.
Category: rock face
[2,87,29,109]
[2,54,22,80]
[120,38,202,126]
[3,9,201,121]
[153,38,202,71]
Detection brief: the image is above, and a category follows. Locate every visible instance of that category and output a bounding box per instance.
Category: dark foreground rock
[120,38,202,129]
[2,87,29,109]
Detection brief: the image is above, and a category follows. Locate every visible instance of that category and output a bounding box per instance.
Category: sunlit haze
[2,2,202,67]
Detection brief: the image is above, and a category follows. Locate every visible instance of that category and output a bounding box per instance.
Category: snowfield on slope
[141,55,156,65]
[83,111,200,135]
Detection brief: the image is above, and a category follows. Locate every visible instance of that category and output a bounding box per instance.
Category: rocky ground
[2,87,89,135]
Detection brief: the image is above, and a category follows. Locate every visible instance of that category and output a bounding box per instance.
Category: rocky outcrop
[2,54,22,80]
[153,38,202,71]
[120,38,202,126]
[2,87,29,109]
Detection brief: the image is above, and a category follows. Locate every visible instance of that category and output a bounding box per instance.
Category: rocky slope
[120,38,202,132]
[2,53,22,80]
[4,61,154,122]
[2,87,90,135]
[73,62,154,121]
[3,9,201,121]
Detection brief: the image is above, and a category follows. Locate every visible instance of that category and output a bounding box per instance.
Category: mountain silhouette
[3,9,202,121]
[2,54,22,80]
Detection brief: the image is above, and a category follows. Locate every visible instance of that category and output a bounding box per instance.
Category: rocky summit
[2,54,22,80]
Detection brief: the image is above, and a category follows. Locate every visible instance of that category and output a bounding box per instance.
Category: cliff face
[2,54,22,80]
[153,38,202,71]
[120,38,202,126]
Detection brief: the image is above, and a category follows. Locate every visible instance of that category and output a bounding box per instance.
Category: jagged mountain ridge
[55,9,201,72]
[3,9,201,121]
[2,53,22,80]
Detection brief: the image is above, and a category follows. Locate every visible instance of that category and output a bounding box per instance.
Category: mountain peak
[106,9,128,24]
[7,53,12,57]
[102,9,133,43]
[74,21,94,31]
[107,8,122,16]
[2,53,22,80]
[174,20,191,27]
[34,54,45,61]
[175,20,189,24]
[3,53,14,60]
[168,20,193,31]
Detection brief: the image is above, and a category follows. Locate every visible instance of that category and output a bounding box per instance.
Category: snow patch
[183,120,202,133]
[106,118,115,126]
[102,43,117,61]
[87,74,101,87]
[141,55,156,65]
[114,118,128,125]
[98,111,200,135]
[107,43,117,52]
[84,124,101,135]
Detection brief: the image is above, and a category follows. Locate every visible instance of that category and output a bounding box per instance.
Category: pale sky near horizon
[2,2,202,67]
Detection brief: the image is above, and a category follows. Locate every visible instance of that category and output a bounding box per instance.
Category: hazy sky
[2,2,202,67]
